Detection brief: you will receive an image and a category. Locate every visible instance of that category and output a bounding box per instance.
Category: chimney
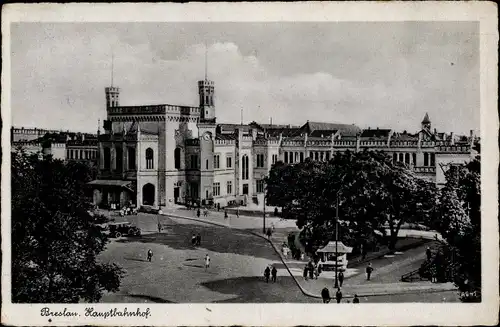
[449,132,454,145]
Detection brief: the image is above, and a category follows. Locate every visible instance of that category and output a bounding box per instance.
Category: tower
[421,112,431,131]
[198,80,215,121]
[105,51,120,110]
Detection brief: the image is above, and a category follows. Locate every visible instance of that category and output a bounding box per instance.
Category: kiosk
[317,241,353,272]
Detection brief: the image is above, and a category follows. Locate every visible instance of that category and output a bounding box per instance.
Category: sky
[10,22,479,134]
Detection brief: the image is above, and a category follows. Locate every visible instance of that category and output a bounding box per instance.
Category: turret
[105,86,120,109]
[198,79,215,121]
[421,112,431,131]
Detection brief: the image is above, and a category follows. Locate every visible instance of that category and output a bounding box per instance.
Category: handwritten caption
[40,307,151,320]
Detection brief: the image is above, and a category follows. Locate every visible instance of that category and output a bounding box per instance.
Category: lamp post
[263,192,267,234]
[334,192,340,289]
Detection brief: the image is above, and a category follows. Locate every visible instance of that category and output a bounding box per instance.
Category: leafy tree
[11,150,123,303]
[266,150,436,254]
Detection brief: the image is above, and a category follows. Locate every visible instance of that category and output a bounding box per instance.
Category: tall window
[116,147,123,172]
[174,148,181,169]
[256,180,265,193]
[103,147,111,169]
[430,153,435,166]
[242,155,249,180]
[393,153,397,163]
[66,149,70,159]
[399,153,404,162]
[80,150,83,159]
[300,152,304,162]
[190,154,199,169]
[128,147,136,170]
[146,148,154,169]
[405,153,410,165]
[75,150,79,160]
[325,152,330,161]
[424,153,429,166]
[272,154,278,164]
[314,152,319,161]
[284,152,288,164]
[206,159,209,170]
[227,181,232,195]
[289,152,294,164]
[412,153,417,166]
[226,155,232,168]
[256,154,265,168]
[214,154,220,169]
[213,182,220,197]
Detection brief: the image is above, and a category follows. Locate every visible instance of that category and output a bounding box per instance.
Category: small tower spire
[240,107,244,125]
[204,42,208,81]
[97,119,101,134]
[111,50,114,87]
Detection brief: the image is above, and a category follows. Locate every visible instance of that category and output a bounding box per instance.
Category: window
[405,153,410,165]
[75,150,79,160]
[146,148,154,169]
[310,152,314,159]
[289,152,294,164]
[314,152,319,161]
[272,154,278,164]
[226,155,232,168]
[393,153,397,163]
[256,153,265,168]
[174,148,181,169]
[116,147,123,172]
[214,154,220,169]
[227,181,232,195]
[66,150,70,159]
[424,153,429,166]
[242,155,249,180]
[213,182,220,197]
[325,152,330,161]
[206,159,209,170]
[256,180,265,193]
[284,152,288,164]
[430,153,435,166]
[412,153,416,166]
[399,153,404,162]
[190,154,199,169]
[103,147,111,169]
[128,147,136,170]
[80,150,83,159]
[300,152,304,162]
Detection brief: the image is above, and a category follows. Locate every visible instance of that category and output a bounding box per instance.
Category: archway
[142,183,155,206]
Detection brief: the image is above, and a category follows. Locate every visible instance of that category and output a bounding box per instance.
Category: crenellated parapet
[186,138,200,146]
[435,143,471,154]
[107,104,201,122]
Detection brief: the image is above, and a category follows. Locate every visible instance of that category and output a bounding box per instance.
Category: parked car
[107,222,141,238]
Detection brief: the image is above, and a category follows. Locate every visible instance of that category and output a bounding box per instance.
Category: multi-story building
[89,76,477,210]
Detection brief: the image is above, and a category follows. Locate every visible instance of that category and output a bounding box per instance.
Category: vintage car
[107,222,141,238]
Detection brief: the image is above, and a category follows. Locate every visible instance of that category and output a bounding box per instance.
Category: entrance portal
[243,183,249,195]
[174,187,180,204]
[142,183,155,206]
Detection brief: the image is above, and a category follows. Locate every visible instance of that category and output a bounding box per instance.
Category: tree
[11,150,123,303]
[265,150,436,254]
[431,152,481,302]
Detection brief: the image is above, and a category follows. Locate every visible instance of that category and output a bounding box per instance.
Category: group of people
[264,265,278,283]
[321,287,360,304]
[303,260,321,280]
[191,233,202,246]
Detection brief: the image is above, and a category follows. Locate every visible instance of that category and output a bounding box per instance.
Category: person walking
[338,271,344,287]
[203,208,208,217]
[366,263,374,281]
[236,209,239,218]
[271,266,278,283]
[197,208,201,218]
[224,210,228,219]
[264,266,271,283]
[426,247,432,261]
[191,233,197,245]
[147,249,153,262]
[217,203,220,212]
[303,265,309,281]
[196,233,201,246]
[353,294,360,303]
[321,287,331,303]
[157,222,162,233]
[204,254,210,271]
[335,288,343,303]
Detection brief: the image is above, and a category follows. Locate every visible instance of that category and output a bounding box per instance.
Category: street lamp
[263,191,266,234]
[334,192,340,289]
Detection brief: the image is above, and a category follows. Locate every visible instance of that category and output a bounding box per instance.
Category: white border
[2,2,498,326]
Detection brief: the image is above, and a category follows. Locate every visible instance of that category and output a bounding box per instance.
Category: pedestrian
[147,249,153,262]
[321,287,331,303]
[196,233,201,246]
[236,209,239,218]
[426,247,432,261]
[353,294,360,303]
[264,266,271,283]
[274,207,279,217]
[204,254,210,271]
[197,208,201,218]
[191,233,197,245]
[271,266,278,282]
[204,208,208,217]
[335,288,343,304]
[318,264,323,275]
[224,210,228,219]
[271,222,275,233]
[309,265,314,280]
[338,271,344,287]
[266,228,272,239]
[303,265,309,281]
[217,203,220,211]
[314,264,319,279]
[157,222,162,233]
[366,263,374,281]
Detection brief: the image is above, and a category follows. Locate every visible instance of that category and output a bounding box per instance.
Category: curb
[161,213,457,300]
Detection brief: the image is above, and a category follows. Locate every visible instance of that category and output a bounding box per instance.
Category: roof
[301,121,361,136]
[215,133,236,141]
[361,129,392,138]
[217,124,252,133]
[88,180,133,188]
[316,241,353,254]
[391,132,418,141]
[310,129,338,138]
[422,113,431,124]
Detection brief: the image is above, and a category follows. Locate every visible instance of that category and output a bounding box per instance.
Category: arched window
[424,153,429,166]
[242,155,249,180]
[174,148,181,169]
[104,147,111,169]
[146,148,154,169]
[128,147,136,170]
[412,153,416,166]
[206,159,209,170]
[430,153,435,166]
[393,153,397,163]
[116,147,123,172]
[284,152,288,164]
[398,153,404,162]
[405,153,410,165]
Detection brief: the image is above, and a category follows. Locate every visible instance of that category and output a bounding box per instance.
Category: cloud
[10,23,479,134]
